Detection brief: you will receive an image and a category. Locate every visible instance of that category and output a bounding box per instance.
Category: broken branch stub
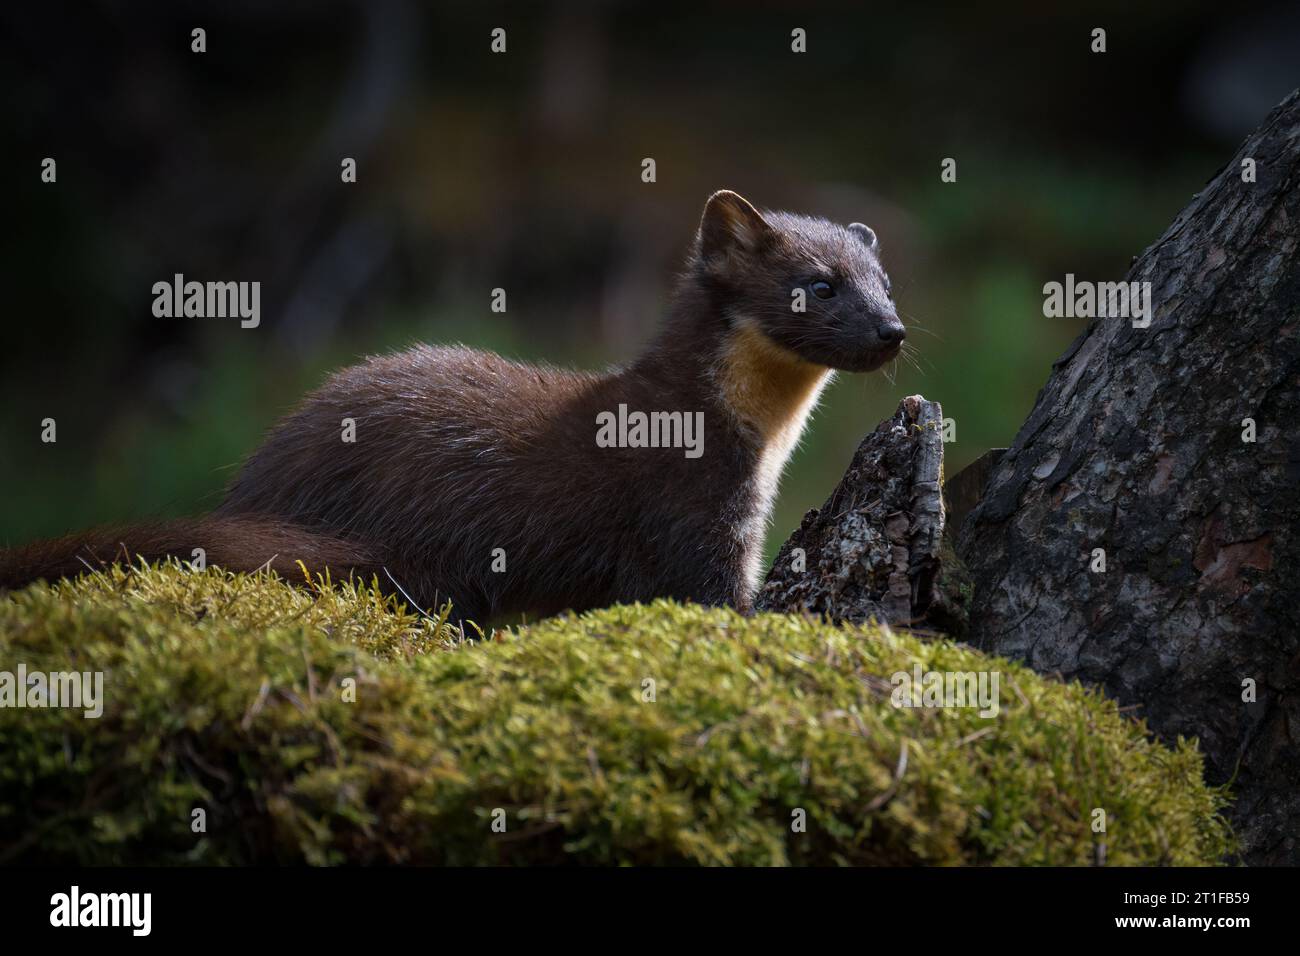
[757,395,958,629]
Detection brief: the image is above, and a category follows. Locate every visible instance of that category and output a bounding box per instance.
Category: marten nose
[878,321,906,344]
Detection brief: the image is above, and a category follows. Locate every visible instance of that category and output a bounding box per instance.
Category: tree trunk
[957,90,1300,864]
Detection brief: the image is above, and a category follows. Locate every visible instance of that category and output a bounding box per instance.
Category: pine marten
[1,190,904,625]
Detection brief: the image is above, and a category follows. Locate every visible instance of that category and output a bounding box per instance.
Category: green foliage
[0,563,1232,865]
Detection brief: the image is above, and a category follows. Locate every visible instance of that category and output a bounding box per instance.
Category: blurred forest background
[3,1,1298,563]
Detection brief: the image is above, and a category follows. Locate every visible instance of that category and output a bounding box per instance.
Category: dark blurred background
[3,1,1298,562]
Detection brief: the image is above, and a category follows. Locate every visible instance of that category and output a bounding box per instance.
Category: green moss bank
[0,563,1232,865]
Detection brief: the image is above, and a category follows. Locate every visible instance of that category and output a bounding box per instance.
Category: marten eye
[810,280,835,299]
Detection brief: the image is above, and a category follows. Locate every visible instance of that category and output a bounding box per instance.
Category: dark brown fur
[0,516,383,591]
[1,190,903,625]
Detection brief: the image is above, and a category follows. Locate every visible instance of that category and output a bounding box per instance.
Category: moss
[0,562,1232,865]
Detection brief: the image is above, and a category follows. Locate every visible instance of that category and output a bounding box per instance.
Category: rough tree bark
[757,395,967,634]
[958,91,1300,864]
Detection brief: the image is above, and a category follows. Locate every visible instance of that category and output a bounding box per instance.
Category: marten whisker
[382,567,441,625]
[898,313,944,342]
[901,341,938,374]
[899,343,930,374]
[899,350,926,376]
[901,323,942,341]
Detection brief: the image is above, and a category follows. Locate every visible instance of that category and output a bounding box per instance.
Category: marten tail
[0,515,388,593]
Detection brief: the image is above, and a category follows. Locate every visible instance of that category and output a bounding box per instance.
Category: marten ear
[699,190,773,261]
[848,222,879,252]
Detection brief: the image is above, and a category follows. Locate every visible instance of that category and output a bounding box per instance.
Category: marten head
[693,189,904,373]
